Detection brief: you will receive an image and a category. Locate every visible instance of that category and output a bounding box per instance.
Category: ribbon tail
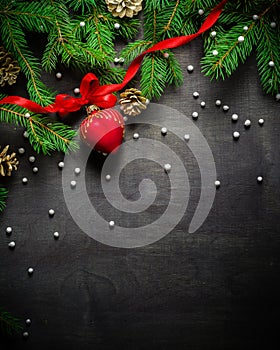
[0,96,53,114]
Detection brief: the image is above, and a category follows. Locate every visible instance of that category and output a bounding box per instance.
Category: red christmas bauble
[80,108,125,154]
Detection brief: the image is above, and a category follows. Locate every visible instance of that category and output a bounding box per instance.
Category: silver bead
[73,87,80,95]
[231,113,238,121]
[114,22,120,29]
[6,226,12,234]
[58,161,64,169]
[276,93,280,101]
[119,57,125,64]
[109,220,115,228]
[18,147,25,155]
[25,319,32,326]
[22,331,29,338]
[164,163,171,173]
[32,167,39,173]
[268,61,275,67]
[192,111,199,119]
[161,127,167,135]
[238,35,244,43]
[23,131,29,138]
[198,9,204,15]
[233,131,240,139]
[28,155,35,163]
[105,174,111,181]
[74,167,81,175]
[163,52,169,58]
[8,241,16,249]
[193,91,199,99]
[270,22,276,28]
[244,119,251,127]
[114,57,120,64]
[53,231,59,239]
[70,180,77,188]
[258,118,264,125]
[79,21,85,27]
[257,176,263,183]
[133,133,139,140]
[212,50,218,56]
[25,113,30,118]
[22,177,28,184]
[223,105,229,111]
[211,31,216,37]
[200,101,206,108]
[48,209,55,217]
[187,65,194,72]
[184,134,190,141]
[253,15,259,20]
[215,99,222,106]
[243,26,248,31]
[27,267,34,275]
[56,72,62,79]
[215,180,221,188]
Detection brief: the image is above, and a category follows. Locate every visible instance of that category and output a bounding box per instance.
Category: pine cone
[105,0,143,18]
[0,46,20,87]
[0,145,19,177]
[119,88,147,116]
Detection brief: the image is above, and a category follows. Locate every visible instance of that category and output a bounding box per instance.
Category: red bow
[0,73,117,117]
[0,0,227,116]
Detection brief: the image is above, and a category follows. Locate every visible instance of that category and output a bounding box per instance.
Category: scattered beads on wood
[231,113,238,122]
[164,163,171,173]
[22,177,28,184]
[48,209,55,217]
[233,131,240,140]
[193,91,199,99]
[6,226,12,234]
[192,111,199,119]
[8,241,16,249]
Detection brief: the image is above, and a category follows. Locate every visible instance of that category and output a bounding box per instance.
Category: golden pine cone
[119,88,147,116]
[105,0,143,18]
[0,46,20,87]
[0,145,19,177]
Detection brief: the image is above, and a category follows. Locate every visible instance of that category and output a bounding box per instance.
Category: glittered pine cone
[105,0,143,18]
[0,46,20,87]
[119,88,147,116]
[0,145,19,177]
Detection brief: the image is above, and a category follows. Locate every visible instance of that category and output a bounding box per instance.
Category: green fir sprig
[0,95,77,155]
[201,0,280,95]
[0,307,23,335]
[0,187,8,213]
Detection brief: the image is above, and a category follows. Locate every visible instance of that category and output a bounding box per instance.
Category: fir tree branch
[0,307,23,335]
[0,188,8,213]
[0,98,78,155]
[256,20,280,94]
[0,17,54,105]
[120,40,152,63]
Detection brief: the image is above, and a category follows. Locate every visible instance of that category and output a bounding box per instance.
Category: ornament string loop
[0,0,227,116]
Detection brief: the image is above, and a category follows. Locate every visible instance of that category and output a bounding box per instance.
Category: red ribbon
[0,0,227,116]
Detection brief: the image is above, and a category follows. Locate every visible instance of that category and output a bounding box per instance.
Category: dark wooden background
[0,36,280,350]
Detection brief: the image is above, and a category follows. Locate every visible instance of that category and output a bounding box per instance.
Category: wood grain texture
[0,37,280,350]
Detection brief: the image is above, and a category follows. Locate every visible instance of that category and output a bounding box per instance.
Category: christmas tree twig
[0,307,23,335]
[0,97,78,155]
[0,187,8,213]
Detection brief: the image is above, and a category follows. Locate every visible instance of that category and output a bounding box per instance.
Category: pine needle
[0,187,8,213]
[0,307,23,335]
